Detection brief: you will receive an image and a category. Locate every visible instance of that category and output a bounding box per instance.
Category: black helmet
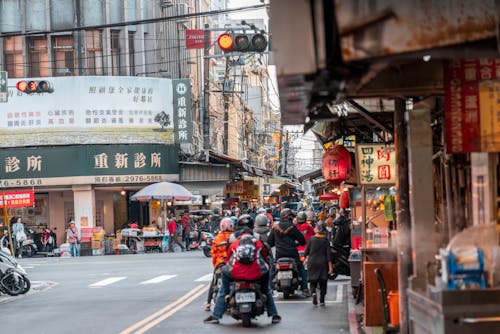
[255,213,270,227]
[296,211,307,224]
[237,214,254,229]
[280,208,295,221]
[213,208,220,215]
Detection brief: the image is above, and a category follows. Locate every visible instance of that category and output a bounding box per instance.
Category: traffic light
[16,80,54,94]
[217,32,268,53]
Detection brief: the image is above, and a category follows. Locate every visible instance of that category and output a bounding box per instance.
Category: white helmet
[219,217,234,232]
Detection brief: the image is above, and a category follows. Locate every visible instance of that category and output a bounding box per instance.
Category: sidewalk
[347,284,384,334]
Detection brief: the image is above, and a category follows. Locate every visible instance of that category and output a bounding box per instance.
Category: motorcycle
[201,231,214,258]
[227,280,267,327]
[18,230,38,258]
[273,257,301,299]
[0,248,31,296]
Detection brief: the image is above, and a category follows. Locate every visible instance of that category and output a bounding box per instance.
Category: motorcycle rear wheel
[1,274,24,296]
[23,245,34,258]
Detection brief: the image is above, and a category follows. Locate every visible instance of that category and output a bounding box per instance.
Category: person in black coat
[267,208,310,296]
[304,222,333,306]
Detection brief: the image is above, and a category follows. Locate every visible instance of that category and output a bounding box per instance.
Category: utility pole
[284,130,289,175]
[223,58,230,155]
[203,24,210,159]
[278,125,283,175]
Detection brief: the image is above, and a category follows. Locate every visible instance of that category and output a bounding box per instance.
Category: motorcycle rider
[267,208,310,296]
[204,214,281,325]
[295,211,315,257]
[204,217,234,311]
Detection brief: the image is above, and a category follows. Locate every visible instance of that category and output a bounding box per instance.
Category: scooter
[201,231,214,258]
[227,280,267,327]
[273,257,301,299]
[0,248,31,296]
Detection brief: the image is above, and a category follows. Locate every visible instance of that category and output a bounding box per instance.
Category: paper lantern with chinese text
[322,145,351,185]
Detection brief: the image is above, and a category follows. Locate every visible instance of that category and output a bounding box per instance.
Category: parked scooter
[18,229,38,258]
[273,257,302,299]
[226,280,267,327]
[0,248,31,296]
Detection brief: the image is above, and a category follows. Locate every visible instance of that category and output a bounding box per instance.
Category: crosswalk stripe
[335,283,344,302]
[89,277,126,287]
[194,273,213,282]
[140,275,177,284]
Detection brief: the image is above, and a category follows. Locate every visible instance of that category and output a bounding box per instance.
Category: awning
[179,181,227,196]
[298,169,323,183]
[319,193,339,201]
[209,151,273,177]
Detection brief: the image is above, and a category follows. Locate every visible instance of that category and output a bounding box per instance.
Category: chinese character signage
[356,144,396,185]
[322,145,351,185]
[172,79,193,146]
[1,76,176,147]
[444,59,500,152]
[0,190,34,208]
[0,144,179,188]
[185,29,207,49]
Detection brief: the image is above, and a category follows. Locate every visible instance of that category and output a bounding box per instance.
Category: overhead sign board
[0,190,35,208]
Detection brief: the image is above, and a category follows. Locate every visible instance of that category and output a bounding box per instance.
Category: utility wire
[0,4,267,38]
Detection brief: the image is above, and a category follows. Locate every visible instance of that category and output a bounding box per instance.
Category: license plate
[277,270,293,279]
[235,292,256,303]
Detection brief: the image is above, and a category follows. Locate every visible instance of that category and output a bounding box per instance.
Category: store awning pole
[361,185,366,247]
[1,190,14,255]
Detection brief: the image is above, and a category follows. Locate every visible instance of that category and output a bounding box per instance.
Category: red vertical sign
[444,59,500,153]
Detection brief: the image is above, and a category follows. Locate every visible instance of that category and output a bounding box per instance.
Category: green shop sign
[0,144,179,188]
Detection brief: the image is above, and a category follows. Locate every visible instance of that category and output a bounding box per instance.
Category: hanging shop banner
[357,144,397,185]
[0,189,35,208]
[0,144,179,188]
[172,79,193,146]
[322,145,351,185]
[444,59,500,153]
[185,29,207,49]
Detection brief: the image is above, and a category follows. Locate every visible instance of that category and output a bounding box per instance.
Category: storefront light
[120,190,126,196]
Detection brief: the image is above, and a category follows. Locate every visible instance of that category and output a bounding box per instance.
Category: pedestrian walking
[167,216,185,252]
[304,221,333,306]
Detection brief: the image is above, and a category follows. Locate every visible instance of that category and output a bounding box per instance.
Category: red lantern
[322,145,351,185]
[340,190,350,209]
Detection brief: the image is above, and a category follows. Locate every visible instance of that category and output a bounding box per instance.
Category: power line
[0,4,268,38]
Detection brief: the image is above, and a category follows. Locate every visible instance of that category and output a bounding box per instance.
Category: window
[110,30,121,75]
[128,32,135,76]
[53,36,75,76]
[27,37,49,77]
[85,30,103,75]
[3,37,23,78]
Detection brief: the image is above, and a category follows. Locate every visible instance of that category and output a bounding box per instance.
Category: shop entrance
[128,200,149,227]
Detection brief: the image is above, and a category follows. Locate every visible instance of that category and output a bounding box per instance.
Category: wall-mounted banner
[444,59,500,153]
[185,29,207,49]
[0,144,179,188]
[0,189,35,208]
[356,144,397,185]
[0,76,176,147]
[172,79,193,146]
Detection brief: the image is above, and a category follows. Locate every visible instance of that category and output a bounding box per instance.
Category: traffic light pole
[203,24,211,157]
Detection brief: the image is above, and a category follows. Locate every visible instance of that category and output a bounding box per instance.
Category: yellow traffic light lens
[16,81,28,92]
[217,33,233,52]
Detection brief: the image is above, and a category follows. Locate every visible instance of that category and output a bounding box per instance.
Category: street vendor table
[361,247,398,327]
[142,235,164,252]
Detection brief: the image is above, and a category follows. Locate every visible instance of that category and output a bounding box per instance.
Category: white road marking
[89,277,126,287]
[140,275,177,284]
[194,273,213,282]
[335,283,344,302]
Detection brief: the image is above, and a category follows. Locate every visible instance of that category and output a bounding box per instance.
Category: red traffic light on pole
[16,80,54,94]
[217,32,267,53]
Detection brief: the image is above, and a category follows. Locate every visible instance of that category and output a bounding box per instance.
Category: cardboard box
[92,240,102,249]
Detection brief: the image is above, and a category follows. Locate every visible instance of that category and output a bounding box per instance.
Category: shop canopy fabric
[319,193,340,201]
[130,181,194,201]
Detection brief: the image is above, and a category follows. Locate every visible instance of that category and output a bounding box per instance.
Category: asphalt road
[0,252,350,334]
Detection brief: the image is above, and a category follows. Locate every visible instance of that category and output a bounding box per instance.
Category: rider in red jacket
[296,211,315,254]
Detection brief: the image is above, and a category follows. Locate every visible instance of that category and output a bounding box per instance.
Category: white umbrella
[129,181,194,201]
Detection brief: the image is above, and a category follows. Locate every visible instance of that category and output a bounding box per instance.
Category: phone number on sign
[1,179,43,187]
[93,175,164,183]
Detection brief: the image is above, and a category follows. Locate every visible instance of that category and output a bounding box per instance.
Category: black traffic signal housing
[16,80,54,94]
[217,32,268,53]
